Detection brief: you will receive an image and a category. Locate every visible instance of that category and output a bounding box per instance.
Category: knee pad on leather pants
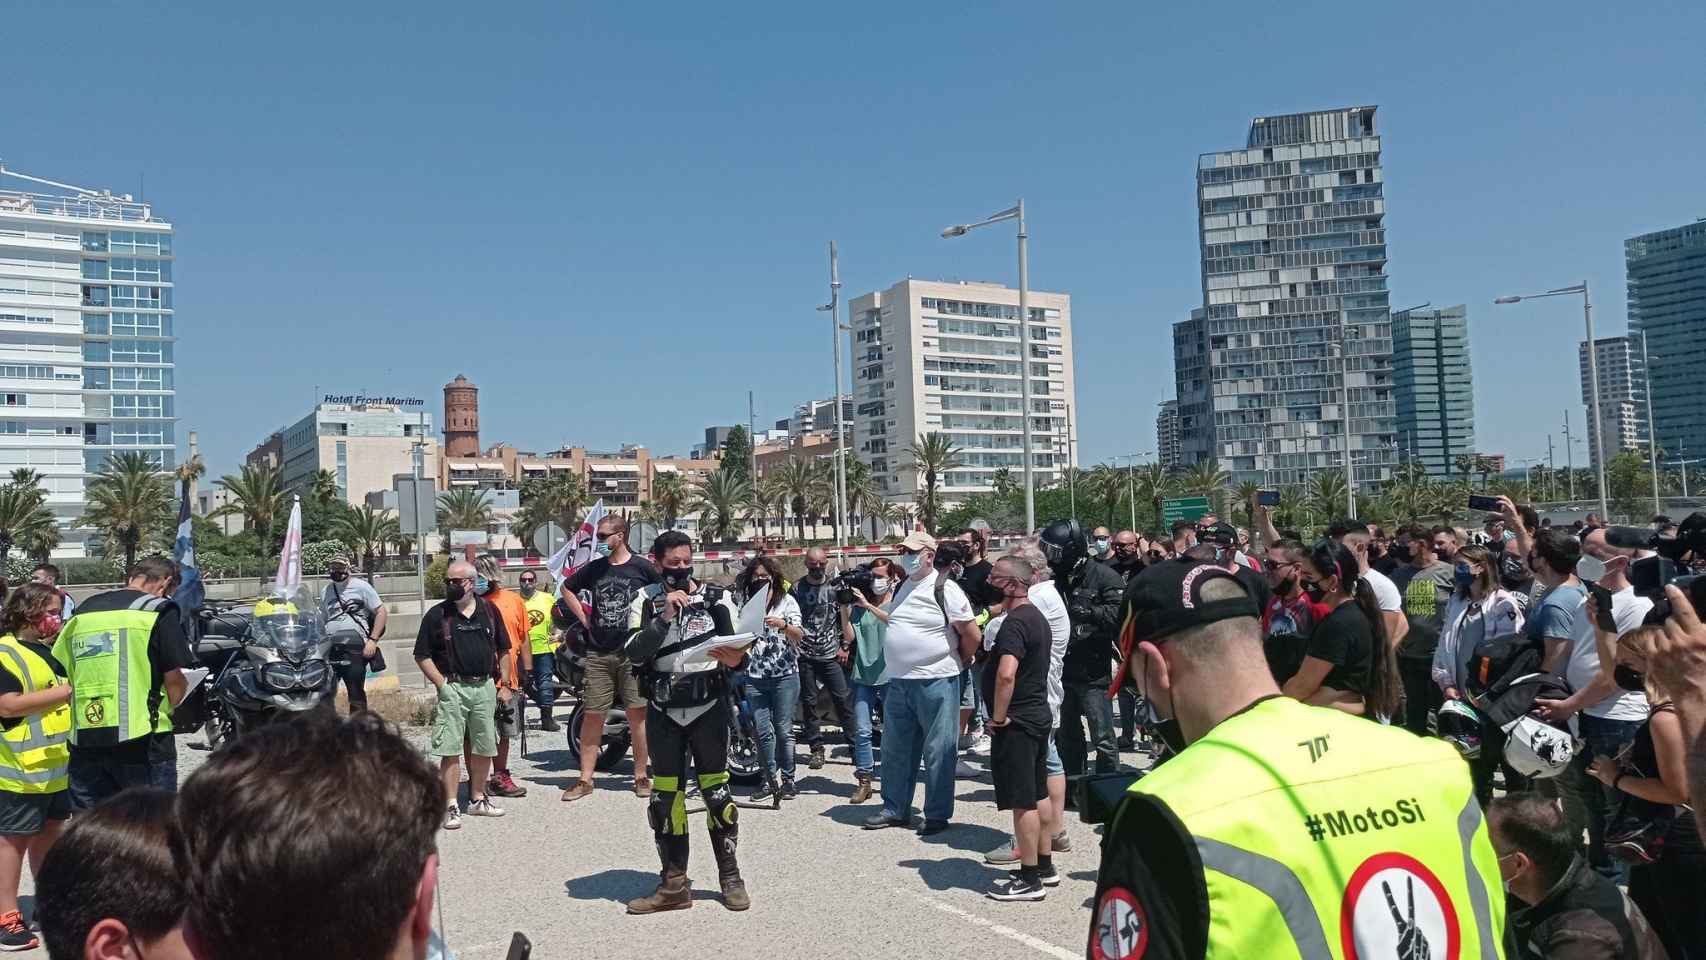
[647,791,689,837]
[703,781,738,829]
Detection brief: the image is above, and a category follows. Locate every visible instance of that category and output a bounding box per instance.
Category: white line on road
[898,887,1079,960]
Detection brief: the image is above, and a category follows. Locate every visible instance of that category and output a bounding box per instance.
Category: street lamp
[942,200,1034,532]
[817,242,848,551]
[1118,452,1153,532]
[1495,283,1609,519]
[1640,331,1661,517]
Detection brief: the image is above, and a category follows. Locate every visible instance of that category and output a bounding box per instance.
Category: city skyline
[2,2,1701,486]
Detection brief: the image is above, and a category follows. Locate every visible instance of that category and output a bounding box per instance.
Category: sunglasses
[596,531,618,542]
[519,578,536,585]
[447,577,475,586]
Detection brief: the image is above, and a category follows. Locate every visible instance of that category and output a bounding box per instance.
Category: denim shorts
[1044,734,1063,777]
[959,664,982,709]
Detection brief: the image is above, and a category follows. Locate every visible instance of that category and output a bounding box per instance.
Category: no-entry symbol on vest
[1092,886,1149,960]
[1340,852,1460,960]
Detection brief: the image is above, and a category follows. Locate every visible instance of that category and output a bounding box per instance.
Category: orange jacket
[485,586,531,690]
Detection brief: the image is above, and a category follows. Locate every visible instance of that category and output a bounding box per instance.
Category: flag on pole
[547,499,606,583]
[171,478,203,627]
[275,495,303,591]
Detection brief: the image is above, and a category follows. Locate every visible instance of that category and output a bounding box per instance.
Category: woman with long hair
[1590,622,1706,959]
[1428,544,1528,802]
[733,555,803,805]
[1282,539,1401,720]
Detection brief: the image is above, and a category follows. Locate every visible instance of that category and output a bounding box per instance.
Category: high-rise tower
[442,374,479,458]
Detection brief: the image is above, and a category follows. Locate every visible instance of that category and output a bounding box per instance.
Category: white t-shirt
[881,570,974,681]
[1577,587,1652,721]
[1361,567,1402,613]
[984,581,1071,727]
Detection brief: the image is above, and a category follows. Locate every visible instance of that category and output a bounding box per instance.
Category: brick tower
[442,374,480,458]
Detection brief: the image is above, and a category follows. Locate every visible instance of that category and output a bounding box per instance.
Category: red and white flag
[275,496,303,591]
[548,499,606,583]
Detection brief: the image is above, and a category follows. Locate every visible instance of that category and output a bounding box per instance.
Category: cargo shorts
[431,680,497,758]
[582,650,645,712]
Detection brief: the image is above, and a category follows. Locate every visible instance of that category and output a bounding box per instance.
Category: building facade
[1392,305,1474,477]
[847,279,1077,503]
[1155,399,1182,469]
[0,173,176,557]
[442,374,479,459]
[1626,220,1706,462]
[1578,336,1648,466]
[1180,106,1396,489]
[260,402,437,505]
[775,396,853,441]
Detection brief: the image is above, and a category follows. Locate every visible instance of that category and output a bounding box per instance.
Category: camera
[1597,513,1706,626]
[831,563,877,605]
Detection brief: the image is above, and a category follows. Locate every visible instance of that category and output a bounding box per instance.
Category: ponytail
[1352,576,1401,719]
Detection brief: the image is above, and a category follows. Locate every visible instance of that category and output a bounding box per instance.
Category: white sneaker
[955,759,981,779]
[958,733,975,751]
[467,797,506,818]
[970,733,992,756]
[443,803,462,831]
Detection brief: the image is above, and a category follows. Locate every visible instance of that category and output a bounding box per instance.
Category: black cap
[1199,521,1239,546]
[1108,558,1261,697]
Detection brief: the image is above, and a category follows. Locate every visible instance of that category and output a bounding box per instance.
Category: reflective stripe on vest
[1457,795,1500,960]
[0,646,69,753]
[60,600,170,746]
[0,636,70,793]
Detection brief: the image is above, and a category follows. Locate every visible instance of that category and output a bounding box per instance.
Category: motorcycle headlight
[259,661,299,692]
[296,659,329,689]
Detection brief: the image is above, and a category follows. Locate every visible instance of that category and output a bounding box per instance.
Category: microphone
[1602,526,1656,551]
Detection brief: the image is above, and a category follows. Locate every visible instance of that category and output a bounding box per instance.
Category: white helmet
[1436,700,1483,759]
[1503,715,1577,779]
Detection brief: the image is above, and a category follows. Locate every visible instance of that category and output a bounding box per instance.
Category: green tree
[1087,464,1130,530]
[1605,451,1647,522]
[1453,454,1477,483]
[437,488,494,536]
[310,468,341,506]
[513,471,588,547]
[0,483,55,567]
[1276,485,1311,536]
[719,425,753,487]
[8,469,42,489]
[650,471,692,530]
[991,467,1019,499]
[1132,464,1175,533]
[331,503,399,573]
[777,456,829,542]
[693,470,750,545]
[1181,461,1230,515]
[749,475,786,541]
[213,464,286,544]
[907,432,965,535]
[79,452,175,569]
[1308,470,1349,522]
[1233,480,1262,530]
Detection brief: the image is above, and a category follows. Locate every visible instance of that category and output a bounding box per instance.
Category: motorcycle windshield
[250,582,327,660]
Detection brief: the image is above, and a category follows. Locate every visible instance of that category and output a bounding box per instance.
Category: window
[84,367,110,389]
[111,367,169,390]
[108,231,170,255]
[110,340,170,363]
[0,394,25,407]
[83,342,110,362]
[109,258,167,282]
[111,394,170,419]
[110,312,164,336]
[83,314,110,335]
[81,286,108,307]
[81,232,108,253]
[81,260,108,280]
[109,286,166,309]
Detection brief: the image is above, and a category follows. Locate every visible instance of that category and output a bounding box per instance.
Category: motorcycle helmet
[1436,699,1483,759]
[1039,519,1088,577]
[1502,715,1577,779]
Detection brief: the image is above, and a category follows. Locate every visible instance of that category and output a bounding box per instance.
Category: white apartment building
[254,401,437,505]
[1578,336,1648,466]
[0,169,176,558]
[847,279,1076,504]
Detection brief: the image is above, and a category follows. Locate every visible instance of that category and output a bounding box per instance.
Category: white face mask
[871,577,891,595]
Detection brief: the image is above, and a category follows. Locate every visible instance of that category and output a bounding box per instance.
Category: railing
[0,190,156,223]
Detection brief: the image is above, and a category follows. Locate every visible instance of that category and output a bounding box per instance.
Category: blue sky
[3,0,1702,481]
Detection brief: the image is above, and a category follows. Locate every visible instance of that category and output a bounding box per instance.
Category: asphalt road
[430,721,1141,960]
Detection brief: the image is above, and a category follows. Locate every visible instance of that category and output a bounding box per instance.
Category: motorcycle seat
[195,636,243,656]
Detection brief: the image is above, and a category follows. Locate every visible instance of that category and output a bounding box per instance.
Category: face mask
[595,541,613,559]
[475,576,493,595]
[445,582,467,602]
[1273,577,1295,596]
[897,553,920,574]
[33,613,62,639]
[1302,582,1326,603]
[329,570,349,583]
[1453,565,1475,590]
[806,565,826,580]
[1499,553,1528,584]
[520,584,536,597]
[871,577,890,595]
[663,566,693,590]
[1391,543,1412,564]
[1576,555,1607,583]
[1614,664,1646,692]
[1094,538,1111,554]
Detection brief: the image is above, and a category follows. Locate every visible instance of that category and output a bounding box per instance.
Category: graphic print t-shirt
[565,556,661,651]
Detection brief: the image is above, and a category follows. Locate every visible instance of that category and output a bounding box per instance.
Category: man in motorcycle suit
[620,530,752,915]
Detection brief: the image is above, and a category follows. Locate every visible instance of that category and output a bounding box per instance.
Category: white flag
[275,496,303,591]
[548,499,606,583]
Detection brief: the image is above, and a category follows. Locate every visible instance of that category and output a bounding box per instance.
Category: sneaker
[986,874,1046,902]
[442,803,462,831]
[560,780,595,802]
[955,759,981,779]
[862,812,908,830]
[1606,819,1669,865]
[488,770,527,798]
[985,832,1071,864]
[467,797,505,818]
[780,777,799,800]
[1032,864,1062,887]
[958,732,976,751]
[808,745,826,770]
[750,781,776,805]
[918,819,951,837]
[1052,831,1072,853]
[0,911,36,951]
[539,717,561,733]
[970,733,992,756]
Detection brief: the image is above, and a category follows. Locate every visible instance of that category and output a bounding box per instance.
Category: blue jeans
[851,682,884,775]
[531,651,557,715]
[747,673,800,782]
[1057,677,1120,775]
[879,676,960,823]
[68,742,177,812]
[1560,713,1642,883]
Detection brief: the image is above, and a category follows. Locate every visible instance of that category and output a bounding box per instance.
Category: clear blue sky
[4,1,1701,481]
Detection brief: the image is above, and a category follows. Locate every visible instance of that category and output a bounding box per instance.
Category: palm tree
[175,454,205,490]
[79,452,174,569]
[990,467,1019,499]
[8,468,42,489]
[749,475,785,541]
[1473,456,1496,491]
[777,456,829,542]
[310,468,341,505]
[692,470,750,545]
[1308,470,1349,522]
[907,432,965,534]
[650,471,692,530]
[22,523,60,564]
[1453,454,1477,484]
[1276,485,1310,535]
[1132,463,1175,532]
[1083,465,1128,529]
[437,488,494,536]
[332,503,398,573]
[1181,460,1231,515]
[843,458,875,537]
[0,484,55,566]
[1233,480,1262,529]
[213,464,286,543]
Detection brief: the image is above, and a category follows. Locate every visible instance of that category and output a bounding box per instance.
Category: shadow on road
[918,821,1007,854]
[958,788,995,805]
[563,869,724,906]
[796,774,856,798]
[898,856,994,894]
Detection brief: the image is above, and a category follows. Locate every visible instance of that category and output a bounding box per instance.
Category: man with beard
[1258,538,1327,687]
[792,547,855,770]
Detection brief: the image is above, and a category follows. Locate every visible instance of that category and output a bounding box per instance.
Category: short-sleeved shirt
[0,638,68,729]
[413,599,507,680]
[321,577,382,637]
[744,595,803,680]
[849,608,887,686]
[1305,601,1376,696]
[1359,566,1403,613]
[881,570,973,681]
[1582,588,1652,721]
[1528,583,1598,704]
[564,555,660,651]
[1391,561,1456,659]
[979,603,1052,736]
[791,578,841,661]
[51,589,195,764]
[483,587,531,689]
[522,589,555,655]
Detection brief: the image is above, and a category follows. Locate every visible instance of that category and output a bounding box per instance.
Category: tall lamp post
[1640,331,1661,517]
[817,242,848,551]
[1118,452,1153,532]
[943,200,1033,532]
[1495,283,1609,520]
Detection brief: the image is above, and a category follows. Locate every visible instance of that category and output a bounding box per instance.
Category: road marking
[899,887,1079,960]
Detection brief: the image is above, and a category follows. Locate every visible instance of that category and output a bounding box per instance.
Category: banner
[171,478,204,628]
[275,496,303,591]
[546,499,606,583]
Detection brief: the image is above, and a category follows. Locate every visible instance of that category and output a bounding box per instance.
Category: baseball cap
[326,552,351,568]
[1198,521,1239,547]
[1107,558,1261,698]
[899,531,937,553]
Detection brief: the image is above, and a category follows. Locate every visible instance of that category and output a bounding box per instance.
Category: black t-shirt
[1628,705,1704,853]
[57,589,196,763]
[413,599,508,679]
[981,604,1052,736]
[1306,601,1376,696]
[956,558,1001,611]
[565,555,661,651]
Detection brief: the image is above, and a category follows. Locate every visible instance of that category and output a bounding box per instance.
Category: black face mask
[1614,664,1645,692]
[1499,553,1530,586]
[806,565,826,580]
[1390,543,1412,564]
[663,567,694,590]
[1302,582,1327,603]
[329,570,349,583]
[1273,576,1295,596]
[1153,717,1187,756]
[445,582,467,602]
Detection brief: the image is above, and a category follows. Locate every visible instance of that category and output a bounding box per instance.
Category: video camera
[1598,513,1706,626]
[830,563,878,605]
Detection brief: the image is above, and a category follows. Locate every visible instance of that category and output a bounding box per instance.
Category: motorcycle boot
[851,771,873,804]
[703,771,748,911]
[626,870,692,915]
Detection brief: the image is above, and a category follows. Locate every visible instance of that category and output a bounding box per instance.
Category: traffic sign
[1161,495,1212,526]
[449,529,489,548]
[531,522,567,558]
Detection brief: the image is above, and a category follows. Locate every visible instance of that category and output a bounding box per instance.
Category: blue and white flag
[171,478,204,622]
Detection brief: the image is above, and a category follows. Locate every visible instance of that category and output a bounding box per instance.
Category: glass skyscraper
[1178,106,1395,489]
[1626,220,1706,462]
[0,173,175,558]
[1392,305,1474,477]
